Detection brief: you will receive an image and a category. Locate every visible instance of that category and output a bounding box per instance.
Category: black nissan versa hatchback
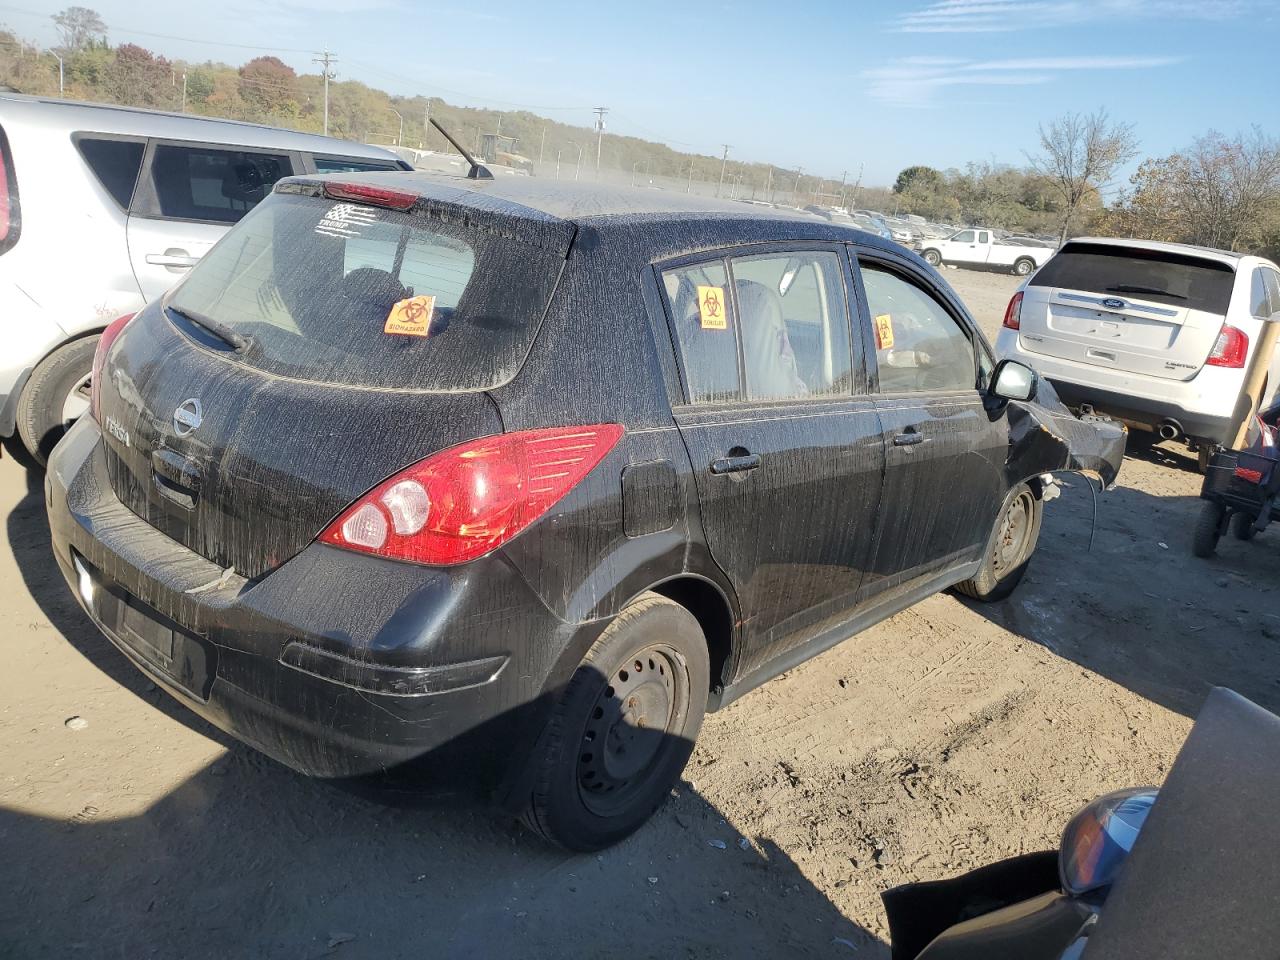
[45,170,1124,850]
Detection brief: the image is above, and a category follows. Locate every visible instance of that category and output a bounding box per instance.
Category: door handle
[893,429,925,447]
[146,250,199,270]
[711,453,762,475]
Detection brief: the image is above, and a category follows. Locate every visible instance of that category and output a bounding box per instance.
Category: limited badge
[874,313,895,350]
[384,295,436,337]
[697,285,728,330]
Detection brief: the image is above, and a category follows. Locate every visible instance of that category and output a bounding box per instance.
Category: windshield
[1029,242,1235,313]
[168,192,564,391]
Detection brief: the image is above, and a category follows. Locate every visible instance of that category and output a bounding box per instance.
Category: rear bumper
[1047,379,1233,445]
[997,329,1240,444]
[44,417,580,786]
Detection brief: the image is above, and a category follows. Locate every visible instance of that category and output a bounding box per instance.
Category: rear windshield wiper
[167,305,250,352]
[1105,284,1187,300]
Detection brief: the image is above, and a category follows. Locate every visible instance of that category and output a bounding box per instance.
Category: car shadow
[958,466,1280,720]
[3,461,884,959]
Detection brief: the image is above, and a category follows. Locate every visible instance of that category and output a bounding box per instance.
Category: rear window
[313,155,405,174]
[167,191,563,391]
[1030,242,1235,313]
[75,136,144,209]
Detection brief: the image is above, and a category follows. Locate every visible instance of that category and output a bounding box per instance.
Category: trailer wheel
[1232,510,1259,541]
[1192,501,1225,557]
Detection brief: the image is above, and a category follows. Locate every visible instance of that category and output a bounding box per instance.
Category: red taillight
[1002,291,1024,330]
[321,182,418,210]
[319,425,625,565]
[90,313,136,422]
[1206,324,1248,369]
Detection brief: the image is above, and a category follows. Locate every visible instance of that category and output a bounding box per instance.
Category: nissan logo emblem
[1101,297,1125,310]
[173,398,203,437]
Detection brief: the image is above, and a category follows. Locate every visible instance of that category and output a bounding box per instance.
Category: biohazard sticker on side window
[874,313,895,350]
[315,202,379,239]
[384,295,436,337]
[697,285,728,330]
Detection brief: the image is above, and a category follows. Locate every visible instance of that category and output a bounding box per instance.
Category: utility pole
[765,166,773,203]
[794,166,804,206]
[592,106,608,177]
[716,144,731,198]
[53,53,63,96]
[313,50,337,136]
[538,125,547,166]
[838,170,848,209]
[422,97,433,149]
[569,140,584,181]
[687,156,695,194]
[180,72,187,112]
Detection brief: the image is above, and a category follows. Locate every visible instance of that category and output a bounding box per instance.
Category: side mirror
[991,358,1037,402]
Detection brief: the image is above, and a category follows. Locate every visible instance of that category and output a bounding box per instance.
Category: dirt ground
[5,266,1280,959]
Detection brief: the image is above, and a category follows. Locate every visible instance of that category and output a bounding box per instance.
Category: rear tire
[522,592,709,851]
[16,336,99,466]
[1013,258,1035,277]
[922,249,942,267]
[1232,510,1259,541]
[955,484,1042,602]
[1192,501,1225,557]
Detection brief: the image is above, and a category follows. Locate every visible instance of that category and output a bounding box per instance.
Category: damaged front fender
[1005,378,1126,488]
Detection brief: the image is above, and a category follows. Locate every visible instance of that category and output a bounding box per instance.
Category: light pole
[422,97,434,149]
[53,53,63,96]
[555,148,563,180]
[716,144,731,198]
[794,167,804,206]
[568,140,584,181]
[387,106,404,146]
[631,159,648,188]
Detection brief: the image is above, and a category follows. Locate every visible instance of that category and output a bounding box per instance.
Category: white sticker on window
[315,202,379,239]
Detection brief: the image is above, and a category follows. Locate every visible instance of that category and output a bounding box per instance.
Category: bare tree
[1174,129,1280,251]
[1030,109,1139,244]
[52,6,105,52]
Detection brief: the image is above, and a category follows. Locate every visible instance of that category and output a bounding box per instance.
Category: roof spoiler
[430,118,494,181]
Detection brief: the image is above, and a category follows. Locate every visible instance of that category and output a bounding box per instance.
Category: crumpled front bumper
[1006,379,1127,488]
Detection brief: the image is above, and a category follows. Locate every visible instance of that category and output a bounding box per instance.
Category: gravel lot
[4,265,1280,958]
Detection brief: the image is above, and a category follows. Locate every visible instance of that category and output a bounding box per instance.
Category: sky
[3,0,1277,185]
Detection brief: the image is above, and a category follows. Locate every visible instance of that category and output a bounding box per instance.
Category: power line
[344,58,591,112]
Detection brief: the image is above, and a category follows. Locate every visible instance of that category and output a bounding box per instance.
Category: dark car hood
[1005,378,1126,487]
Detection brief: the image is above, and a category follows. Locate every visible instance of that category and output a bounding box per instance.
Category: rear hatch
[1016,241,1236,381]
[97,178,572,580]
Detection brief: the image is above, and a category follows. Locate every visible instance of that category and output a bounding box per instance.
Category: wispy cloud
[894,0,1251,33]
[863,54,1182,105]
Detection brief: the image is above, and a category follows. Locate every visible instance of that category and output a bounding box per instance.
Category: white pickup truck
[920,229,1057,277]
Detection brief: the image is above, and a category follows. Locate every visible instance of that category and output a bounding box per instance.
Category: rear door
[1015,242,1236,380]
[854,251,1006,603]
[659,245,886,679]
[126,140,299,301]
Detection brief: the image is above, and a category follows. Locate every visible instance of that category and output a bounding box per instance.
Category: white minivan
[996,238,1280,467]
[0,95,410,462]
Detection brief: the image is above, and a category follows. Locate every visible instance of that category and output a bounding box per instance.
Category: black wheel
[523,592,709,851]
[955,484,1043,602]
[16,336,99,466]
[922,249,942,267]
[1013,258,1035,277]
[1232,510,1259,541]
[1192,501,1225,557]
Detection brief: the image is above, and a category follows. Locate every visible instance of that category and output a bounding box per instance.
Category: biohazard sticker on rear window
[384,295,436,337]
[315,202,379,239]
[874,313,895,350]
[697,285,728,330]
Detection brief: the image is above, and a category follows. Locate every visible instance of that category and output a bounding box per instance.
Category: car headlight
[1059,787,1158,900]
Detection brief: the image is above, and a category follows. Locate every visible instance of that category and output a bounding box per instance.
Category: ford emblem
[1101,297,1125,310]
[173,398,203,437]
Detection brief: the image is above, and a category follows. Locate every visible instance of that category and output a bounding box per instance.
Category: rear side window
[314,155,404,174]
[861,264,975,394]
[75,136,144,209]
[1265,269,1280,319]
[730,251,852,400]
[662,261,740,404]
[150,145,291,223]
[1030,242,1235,313]
[167,192,563,391]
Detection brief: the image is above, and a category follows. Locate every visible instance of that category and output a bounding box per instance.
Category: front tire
[955,484,1042,602]
[523,592,709,851]
[922,249,942,267]
[16,336,99,466]
[1013,258,1035,277]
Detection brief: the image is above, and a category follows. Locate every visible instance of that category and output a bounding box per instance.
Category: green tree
[893,165,943,195]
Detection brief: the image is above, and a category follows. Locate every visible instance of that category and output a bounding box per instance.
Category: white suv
[0,95,409,462]
[996,237,1280,466]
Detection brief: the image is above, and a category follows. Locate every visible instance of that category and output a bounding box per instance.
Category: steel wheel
[992,489,1035,576]
[577,643,689,817]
